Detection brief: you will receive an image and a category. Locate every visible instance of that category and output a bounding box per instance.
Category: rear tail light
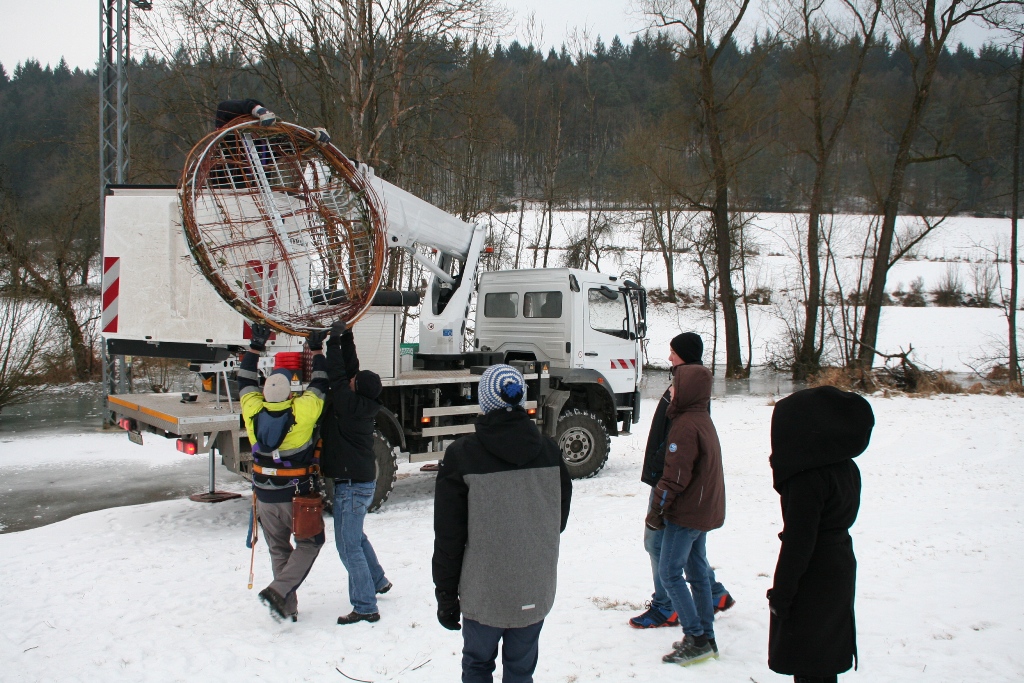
[420,416,431,424]
[527,408,537,415]
[176,439,198,455]
[118,418,135,431]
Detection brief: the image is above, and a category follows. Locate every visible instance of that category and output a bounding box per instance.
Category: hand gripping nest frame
[179,120,388,335]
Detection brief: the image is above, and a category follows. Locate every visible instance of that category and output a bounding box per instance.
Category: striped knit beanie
[478,364,526,414]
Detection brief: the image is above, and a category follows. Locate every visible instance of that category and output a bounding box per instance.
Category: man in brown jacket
[645,362,725,666]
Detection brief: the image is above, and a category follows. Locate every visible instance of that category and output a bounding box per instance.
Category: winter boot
[337,610,381,625]
[629,602,679,628]
[377,581,393,595]
[714,594,736,613]
[675,636,719,659]
[663,634,716,666]
[258,587,289,622]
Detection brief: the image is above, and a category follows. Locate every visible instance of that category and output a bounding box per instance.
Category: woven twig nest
[179,120,387,335]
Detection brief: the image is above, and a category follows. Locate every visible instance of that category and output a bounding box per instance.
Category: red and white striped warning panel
[610,358,637,370]
[101,256,120,333]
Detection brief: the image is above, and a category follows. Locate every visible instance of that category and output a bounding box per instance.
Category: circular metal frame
[179,120,387,335]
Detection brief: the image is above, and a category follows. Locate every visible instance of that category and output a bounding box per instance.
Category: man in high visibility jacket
[238,322,330,622]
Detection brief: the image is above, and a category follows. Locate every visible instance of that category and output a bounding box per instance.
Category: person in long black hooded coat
[767,386,874,683]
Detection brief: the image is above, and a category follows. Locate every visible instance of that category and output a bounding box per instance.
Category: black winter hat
[354,370,382,400]
[769,386,874,489]
[670,332,704,365]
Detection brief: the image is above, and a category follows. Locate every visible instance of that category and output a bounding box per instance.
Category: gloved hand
[251,105,276,127]
[249,323,272,352]
[766,588,788,619]
[645,506,665,531]
[311,127,331,144]
[330,319,353,340]
[436,590,461,631]
[306,329,328,351]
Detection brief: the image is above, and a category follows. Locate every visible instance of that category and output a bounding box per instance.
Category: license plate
[128,430,144,445]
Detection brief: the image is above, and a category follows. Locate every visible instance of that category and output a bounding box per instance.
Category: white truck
[103,175,648,510]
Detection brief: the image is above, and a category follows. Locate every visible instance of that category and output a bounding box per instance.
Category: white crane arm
[360,165,486,356]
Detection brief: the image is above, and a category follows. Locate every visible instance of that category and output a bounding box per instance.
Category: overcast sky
[0,0,1002,73]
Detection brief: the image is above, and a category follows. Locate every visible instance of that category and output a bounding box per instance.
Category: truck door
[582,285,638,394]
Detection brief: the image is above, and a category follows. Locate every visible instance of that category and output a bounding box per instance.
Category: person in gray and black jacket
[432,364,572,683]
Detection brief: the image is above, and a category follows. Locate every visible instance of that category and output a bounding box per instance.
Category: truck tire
[555,408,610,479]
[321,432,398,514]
[369,431,398,512]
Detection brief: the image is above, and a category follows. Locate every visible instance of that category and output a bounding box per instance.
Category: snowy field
[481,210,1023,373]
[3,393,1023,682]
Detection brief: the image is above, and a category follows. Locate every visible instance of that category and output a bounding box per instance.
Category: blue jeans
[645,525,728,613]
[462,618,544,683]
[333,481,388,614]
[658,521,715,639]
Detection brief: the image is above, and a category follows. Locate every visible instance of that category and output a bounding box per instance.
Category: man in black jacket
[320,320,390,625]
[433,364,572,683]
[629,332,734,630]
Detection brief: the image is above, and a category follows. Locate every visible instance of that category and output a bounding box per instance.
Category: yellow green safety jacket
[237,350,329,502]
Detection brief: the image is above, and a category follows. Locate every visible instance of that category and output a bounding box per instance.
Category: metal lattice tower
[99,0,151,405]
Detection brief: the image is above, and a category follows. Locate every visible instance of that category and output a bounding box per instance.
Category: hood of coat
[473,406,543,466]
[668,363,712,416]
[769,386,874,489]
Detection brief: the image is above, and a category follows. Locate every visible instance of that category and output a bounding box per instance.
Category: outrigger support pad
[189,446,242,503]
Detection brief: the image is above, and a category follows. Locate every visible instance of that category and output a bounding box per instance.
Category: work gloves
[311,127,331,144]
[435,590,461,631]
[328,319,353,346]
[306,329,328,351]
[249,323,272,352]
[645,506,665,531]
[251,105,277,127]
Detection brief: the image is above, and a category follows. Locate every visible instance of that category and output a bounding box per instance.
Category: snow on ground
[3,394,1023,682]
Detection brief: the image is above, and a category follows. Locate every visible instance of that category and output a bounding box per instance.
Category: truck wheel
[555,408,610,479]
[369,431,398,512]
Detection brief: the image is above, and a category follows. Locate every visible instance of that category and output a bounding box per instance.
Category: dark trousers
[462,618,544,683]
[795,677,838,683]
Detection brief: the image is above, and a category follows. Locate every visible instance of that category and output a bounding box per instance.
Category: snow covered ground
[3,393,1023,682]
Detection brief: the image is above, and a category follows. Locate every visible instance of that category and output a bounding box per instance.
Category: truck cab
[474,268,647,466]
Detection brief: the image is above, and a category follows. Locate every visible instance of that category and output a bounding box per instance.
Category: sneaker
[675,637,719,659]
[337,610,381,625]
[714,594,735,613]
[629,602,678,629]
[258,587,288,622]
[663,635,716,666]
[377,581,393,595]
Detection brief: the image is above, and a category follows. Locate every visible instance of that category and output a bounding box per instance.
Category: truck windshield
[588,288,630,339]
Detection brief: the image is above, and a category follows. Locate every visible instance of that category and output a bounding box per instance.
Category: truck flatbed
[107,392,241,435]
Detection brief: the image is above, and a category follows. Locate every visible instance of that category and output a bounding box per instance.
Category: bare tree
[775,0,882,378]
[1007,31,1022,383]
[0,174,99,382]
[0,297,47,413]
[856,0,1009,369]
[637,0,767,377]
[143,0,507,174]
[623,121,693,301]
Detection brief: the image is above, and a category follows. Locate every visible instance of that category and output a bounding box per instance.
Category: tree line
[0,0,1021,393]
